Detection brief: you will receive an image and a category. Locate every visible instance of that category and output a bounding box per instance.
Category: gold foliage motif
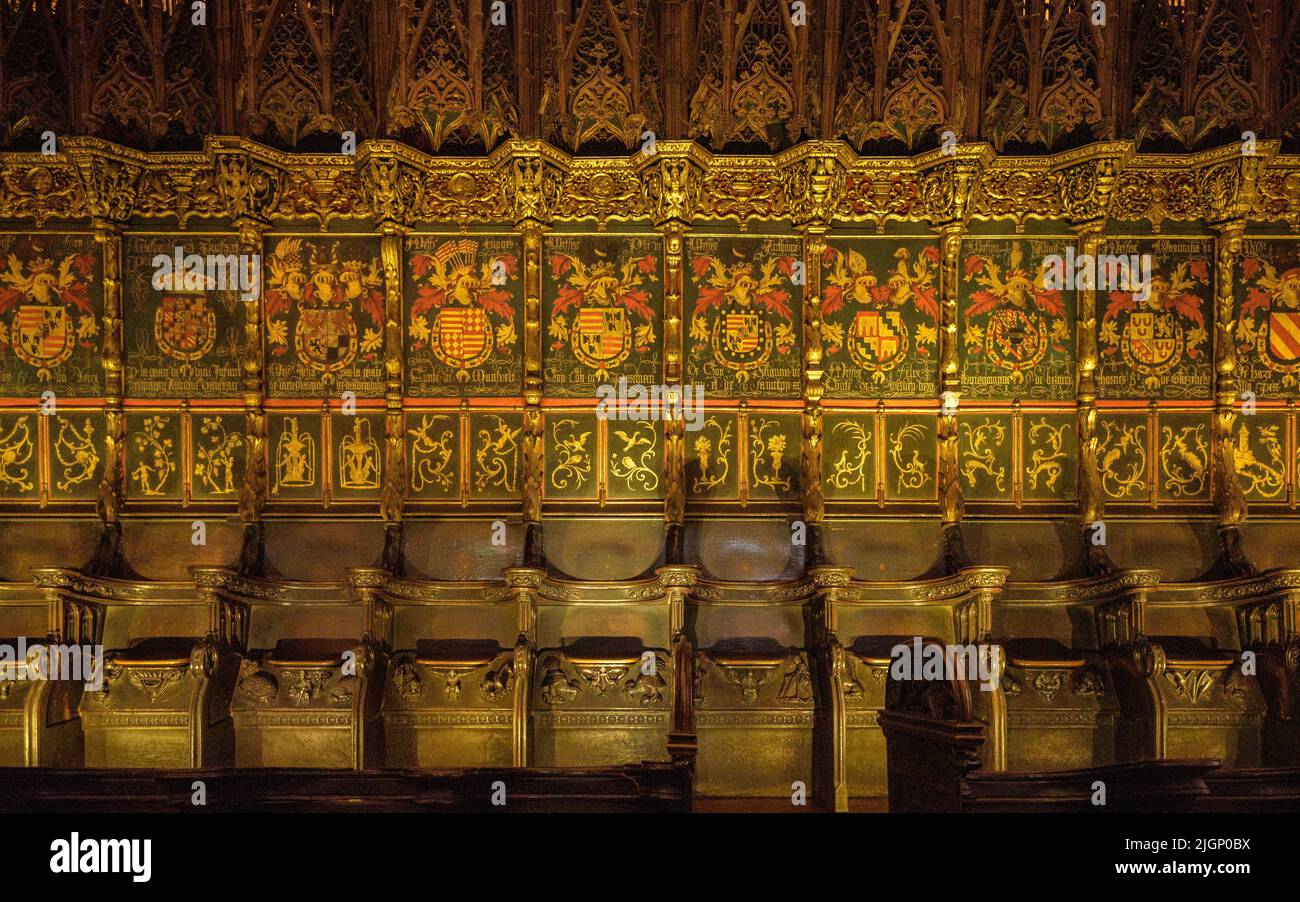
[549,417,593,492]
[409,415,456,493]
[826,419,872,493]
[889,422,931,493]
[53,417,99,492]
[1025,419,1069,493]
[0,416,35,492]
[959,418,1007,494]
[1159,424,1209,498]
[1099,419,1146,500]
[609,420,659,495]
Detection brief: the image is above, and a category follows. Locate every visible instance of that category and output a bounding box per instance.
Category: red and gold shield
[1263,310,1300,369]
[573,305,630,369]
[1121,310,1182,375]
[985,307,1047,373]
[710,303,773,375]
[294,308,357,374]
[154,292,216,363]
[432,306,494,371]
[848,309,908,372]
[13,304,72,369]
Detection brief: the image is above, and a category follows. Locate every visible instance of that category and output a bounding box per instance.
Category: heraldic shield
[432,305,494,375]
[711,303,773,376]
[848,308,908,376]
[1261,311,1300,374]
[1121,310,1182,378]
[986,307,1047,377]
[14,303,72,370]
[295,307,358,375]
[154,293,216,363]
[573,305,631,369]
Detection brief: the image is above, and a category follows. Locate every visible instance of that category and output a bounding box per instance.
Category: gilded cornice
[831,566,1010,604]
[1150,568,1300,604]
[999,569,1162,604]
[5,137,1300,232]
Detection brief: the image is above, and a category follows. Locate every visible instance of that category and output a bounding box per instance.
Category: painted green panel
[1022,413,1077,502]
[0,412,38,499]
[48,412,104,500]
[685,236,802,399]
[960,238,1075,401]
[687,412,738,501]
[1234,411,1288,502]
[405,234,523,397]
[544,234,661,397]
[1096,238,1213,400]
[406,411,459,500]
[332,413,384,500]
[469,411,522,501]
[0,234,102,397]
[822,239,940,399]
[1096,412,1148,502]
[123,235,246,399]
[607,418,663,501]
[883,414,936,501]
[546,412,598,500]
[823,412,875,501]
[264,236,387,399]
[957,413,1012,501]
[747,412,800,501]
[1235,239,1300,400]
[126,412,182,500]
[269,412,322,500]
[1157,411,1211,502]
[191,413,245,501]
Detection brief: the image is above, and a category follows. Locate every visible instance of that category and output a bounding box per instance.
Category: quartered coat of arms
[409,239,518,381]
[822,245,939,383]
[0,251,97,382]
[265,239,385,384]
[1238,256,1300,389]
[963,244,1068,385]
[548,250,657,380]
[1101,259,1209,392]
[153,289,216,366]
[690,251,797,382]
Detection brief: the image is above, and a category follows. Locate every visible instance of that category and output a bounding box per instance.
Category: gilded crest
[689,247,797,390]
[409,239,518,381]
[963,243,1066,386]
[1238,254,1300,389]
[1098,249,1210,398]
[548,249,657,380]
[266,238,385,388]
[0,251,97,383]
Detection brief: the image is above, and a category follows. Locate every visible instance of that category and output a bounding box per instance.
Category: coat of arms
[266,239,385,383]
[0,252,97,381]
[1237,257,1300,386]
[821,245,939,382]
[154,292,216,364]
[549,250,656,379]
[1101,259,1208,390]
[409,239,518,381]
[964,244,1067,384]
[690,252,796,381]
